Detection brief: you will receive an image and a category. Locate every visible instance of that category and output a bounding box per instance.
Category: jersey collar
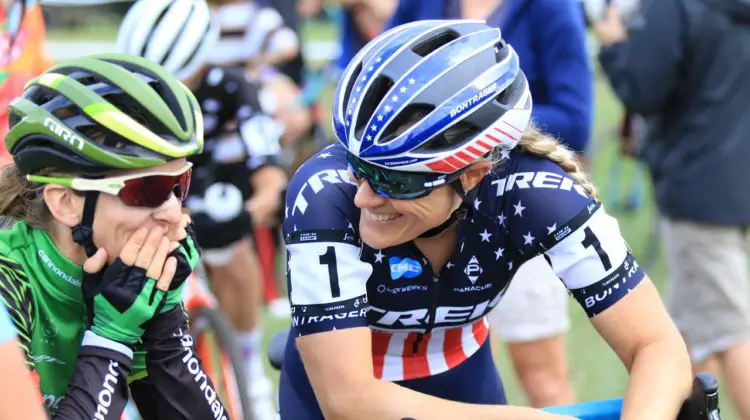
[32,228,83,303]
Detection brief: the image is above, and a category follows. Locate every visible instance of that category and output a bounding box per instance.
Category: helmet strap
[72,191,100,258]
[417,180,475,239]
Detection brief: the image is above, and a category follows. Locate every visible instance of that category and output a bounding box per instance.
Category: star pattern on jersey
[446,261,454,269]
[347,221,354,231]
[494,247,504,260]
[499,150,511,161]
[523,231,535,246]
[508,260,514,270]
[474,198,481,210]
[479,229,492,242]
[547,223,557,234]
[497,212,506,227]
[513,200,526,217]
[319,152,332,159]
[285,206,289,219]
[374,250,385,263]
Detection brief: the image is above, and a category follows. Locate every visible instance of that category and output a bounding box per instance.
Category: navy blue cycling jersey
[282,142,644,384]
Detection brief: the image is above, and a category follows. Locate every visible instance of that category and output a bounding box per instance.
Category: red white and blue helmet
[333,20,533,174]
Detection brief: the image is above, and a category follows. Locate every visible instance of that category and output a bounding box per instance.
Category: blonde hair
[0,164,53,229]
[492,125,598,199]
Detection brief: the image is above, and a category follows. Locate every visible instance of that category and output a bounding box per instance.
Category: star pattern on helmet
[392,95,399,102]
[513,200,526,217]
[408,78,416,85]
[479,229,492,242]
[494,247,504,260]
[371,124,378,132]
[377,115,384,122]
[523,231,535,245]
[384,105,392,113]
[400,86,407,93]
[374,250,385,263]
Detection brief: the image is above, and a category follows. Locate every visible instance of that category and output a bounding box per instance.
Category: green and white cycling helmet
[5,53,204,256]
[6,52,204,177]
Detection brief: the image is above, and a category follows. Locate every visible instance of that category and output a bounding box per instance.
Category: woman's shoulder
[284,144,360,233]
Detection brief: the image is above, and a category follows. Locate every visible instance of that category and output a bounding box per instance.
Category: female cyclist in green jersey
[0,53,230,419]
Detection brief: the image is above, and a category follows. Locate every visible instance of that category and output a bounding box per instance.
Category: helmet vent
[341,62,363,113]
[355,75,393,134]
[414,120,480,154]
[412,30,459,57]
[380,104,434,144]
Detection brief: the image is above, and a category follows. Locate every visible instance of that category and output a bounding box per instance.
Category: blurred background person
[206,0,312,151]
[0,0,52,165]
[387,0,592,407]
[593,1,750,418]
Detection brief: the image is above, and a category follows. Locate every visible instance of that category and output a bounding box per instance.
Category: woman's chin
[359,222,410,249]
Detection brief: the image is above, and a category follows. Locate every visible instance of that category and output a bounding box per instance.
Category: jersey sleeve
[128,306,230,420]
[0,254,35,368]
[500,154,645,318]
[284,147,372,336]
[229,69,284,171]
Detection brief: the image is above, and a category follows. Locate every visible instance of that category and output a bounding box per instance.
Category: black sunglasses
[346,151,466,200]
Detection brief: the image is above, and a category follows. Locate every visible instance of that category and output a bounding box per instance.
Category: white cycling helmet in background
[116,0,219,80]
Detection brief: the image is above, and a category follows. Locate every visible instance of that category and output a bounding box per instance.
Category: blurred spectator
[593,1,750,418]
[0,301,46,419]
[260,0,304,85]
[388,0,592,408]
[336,0,397,70]
[0,0,52,165]
[206,0,312,148]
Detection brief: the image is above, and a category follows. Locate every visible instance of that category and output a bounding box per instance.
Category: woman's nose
[354,179,387,209]
[152,194,184,226]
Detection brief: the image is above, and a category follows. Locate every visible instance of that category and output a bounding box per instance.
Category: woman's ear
[460,161,493,192]
[43,186,84,228]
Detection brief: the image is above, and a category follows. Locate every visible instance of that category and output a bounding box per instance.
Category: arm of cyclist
[505,159,692,420]
[0,302,46,419]
[528,0,592,152]
[592,276,691,420]
[247,165,287,226]
[129,221,229,419]
[234,79,288,226]
[298,329,572,420]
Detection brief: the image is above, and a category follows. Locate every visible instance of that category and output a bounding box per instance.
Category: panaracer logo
[43,117,85,151]
[491,171,589,198]
[38,249,81,287]
[94,360,119,420]
[449,83,498,118]
[179,331,229,419]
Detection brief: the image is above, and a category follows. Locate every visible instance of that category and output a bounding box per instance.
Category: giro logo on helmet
[43,117,85,151]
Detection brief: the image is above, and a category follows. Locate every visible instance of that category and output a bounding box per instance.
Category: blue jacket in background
[386,0,593,153]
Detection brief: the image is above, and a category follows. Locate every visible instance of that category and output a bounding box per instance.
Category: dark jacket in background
[599,0,750,224]
[387,0,593,153]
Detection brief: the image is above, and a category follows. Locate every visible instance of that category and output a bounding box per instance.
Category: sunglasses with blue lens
[345,151,467,200]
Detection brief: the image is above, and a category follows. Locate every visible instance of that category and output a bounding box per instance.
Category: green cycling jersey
[0,221,149,413]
